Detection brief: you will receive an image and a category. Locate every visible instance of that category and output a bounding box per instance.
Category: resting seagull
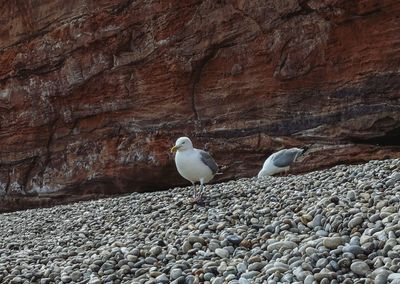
[258,148,305,178]
[171,137,218,201]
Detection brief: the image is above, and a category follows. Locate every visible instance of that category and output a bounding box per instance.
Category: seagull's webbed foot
[188,195,203,204]
[186,183,202,204]
[186,181,208,205]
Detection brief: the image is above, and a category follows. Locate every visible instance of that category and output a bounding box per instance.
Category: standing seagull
[258,148,306,178]
[171,137,218,201]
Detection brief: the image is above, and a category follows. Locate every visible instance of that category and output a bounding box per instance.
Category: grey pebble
[350,261,371,276]
[238,278,251,284]
[304,275,314,284]
[170,268,183,280]
[212,277,224,284]
[156,274,169,283]
[215,248,229,259]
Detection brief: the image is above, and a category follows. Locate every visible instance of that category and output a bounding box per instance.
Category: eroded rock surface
[0,0,399,211]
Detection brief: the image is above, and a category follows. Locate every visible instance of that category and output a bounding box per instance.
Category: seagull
[258,148,306,178]
[170,137,218,201]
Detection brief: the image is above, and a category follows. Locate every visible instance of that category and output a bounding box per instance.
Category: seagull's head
[170,137,193,153]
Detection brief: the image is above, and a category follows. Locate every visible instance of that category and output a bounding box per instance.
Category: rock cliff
[0,0,399,211]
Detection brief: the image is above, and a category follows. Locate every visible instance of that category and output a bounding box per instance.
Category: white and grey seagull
[171,137,218,201]
[258,147,306,178]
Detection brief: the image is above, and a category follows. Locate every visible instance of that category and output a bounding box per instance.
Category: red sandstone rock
[0,0,399,211]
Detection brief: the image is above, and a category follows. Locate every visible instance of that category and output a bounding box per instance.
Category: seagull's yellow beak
[170,145,180,153]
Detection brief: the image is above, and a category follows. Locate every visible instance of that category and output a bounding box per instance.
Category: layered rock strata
[0,0,399,211]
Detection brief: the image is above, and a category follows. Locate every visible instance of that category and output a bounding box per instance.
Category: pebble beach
[0,158,399,284]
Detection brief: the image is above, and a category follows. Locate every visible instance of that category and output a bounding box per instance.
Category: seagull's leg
[188,182,200,204]
[199,178,205,199]
[284,166,290,176]
[190,179,204,203]
[192,182,197,198]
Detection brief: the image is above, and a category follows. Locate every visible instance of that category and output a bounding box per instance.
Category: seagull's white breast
[175,149,214,183]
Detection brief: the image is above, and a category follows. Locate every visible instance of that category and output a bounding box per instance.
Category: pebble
[226,235,242,245]
[240,271,259,279]
[215,248,229,258]
[388,273,400,281]
[238,278,251,284]
[88,278,101,284]
[70,271,81,281]
[267,241,297,251]
[203,272,214,281]
[316,258,328,268]
[170,268,182,280]
[304,274,314,284]
[212,277,224,284]
[350,261,371,276]
[155,274,169,283]
[248,262,264,271]
[375,273,389,284]
[343,245,364,256]
[323,237,345,249]
[348,216,364,229]
[149,246,162,256]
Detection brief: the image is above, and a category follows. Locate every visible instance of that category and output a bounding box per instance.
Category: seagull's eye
[182,141,186,144]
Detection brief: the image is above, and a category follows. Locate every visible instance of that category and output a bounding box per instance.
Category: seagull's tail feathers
[215,164,227,175]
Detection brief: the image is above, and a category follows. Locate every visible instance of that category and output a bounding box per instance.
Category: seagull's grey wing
[272,149,303,168]
[199,150,218,175]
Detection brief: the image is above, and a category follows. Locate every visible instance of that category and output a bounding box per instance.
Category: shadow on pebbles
[0,159,399,284]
